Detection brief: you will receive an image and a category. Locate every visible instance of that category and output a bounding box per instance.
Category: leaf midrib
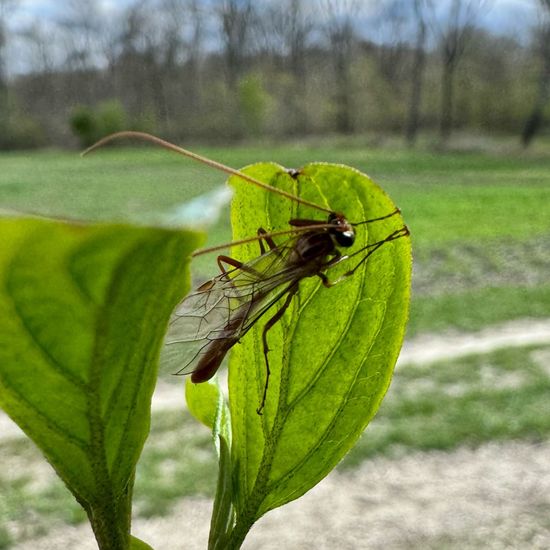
[244,176,369,515]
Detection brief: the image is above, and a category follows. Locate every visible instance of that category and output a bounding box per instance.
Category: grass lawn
[1,141,550,247]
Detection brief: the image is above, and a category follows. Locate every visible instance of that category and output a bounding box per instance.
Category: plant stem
[225,517,255,550]
[208,437,234,550]
[87,477,133,550]
[89,505,128,550]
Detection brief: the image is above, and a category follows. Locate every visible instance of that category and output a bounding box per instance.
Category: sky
[3,0,541,75]
[477,0,538,35]
[8,0,540,33]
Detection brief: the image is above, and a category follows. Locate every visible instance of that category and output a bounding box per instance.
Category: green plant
[0,523,11,549]
[70,105,97,148]
[70,100,128,148]
[97,100,127,137]
[0,161,411,549]
[0,218,200,549]
[0,115,47,150]
[238,74,269,136]
[186,162,411,548]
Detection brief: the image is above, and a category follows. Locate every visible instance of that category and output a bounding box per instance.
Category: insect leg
[323,226,409,287]
[217,255,243,275]
[217,255,265,278]
[318,251,343,288]
[257,285,298,415]
[257,228,278,254]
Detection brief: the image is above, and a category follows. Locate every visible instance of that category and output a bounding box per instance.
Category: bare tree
[429,0,491,143]
[56,0,105,71]
[19,23,56,75]
[321,0,361,134]
[17,22,60,133]
[373,0,410,85]
[2,0,542,146]
[521,0,550,147]
[0,0,15,132]
[53,0,114,107]
[265,0,313,134]
[217,0,254,93]
[130,0,205,133]
[108,0,177,127]
[164,0,204,116]
[372,0,426,143]
[405,0,428,146]
[96,1,147,120]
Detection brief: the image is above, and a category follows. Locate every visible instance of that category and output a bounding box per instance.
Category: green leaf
[129,535,155,550]
[185,378,221,431]
[208,435,234,550]
[0,217,200,549]
[225,162,411,543]
[186,378,234,550]
[185,378,231,453]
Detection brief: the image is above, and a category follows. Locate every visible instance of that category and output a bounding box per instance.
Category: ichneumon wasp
[85,132,410,414]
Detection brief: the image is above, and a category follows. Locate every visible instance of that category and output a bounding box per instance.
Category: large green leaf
[225,162,411,543]
[0,217,200,549]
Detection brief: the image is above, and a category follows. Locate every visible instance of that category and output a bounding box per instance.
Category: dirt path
[397,318,550,367]
[12,440,550,549]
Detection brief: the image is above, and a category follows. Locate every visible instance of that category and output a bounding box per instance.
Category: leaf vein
[0,375,90,449]
[4,252,88,391]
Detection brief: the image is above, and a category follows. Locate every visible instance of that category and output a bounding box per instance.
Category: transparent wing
[161,238,304,377]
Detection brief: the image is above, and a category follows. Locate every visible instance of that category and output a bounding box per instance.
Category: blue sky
[478,0,538,35]
[4,0,540,75]
[9,0,540,32]
[10,0,135,26]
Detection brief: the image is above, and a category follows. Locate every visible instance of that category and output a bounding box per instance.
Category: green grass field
[1,139,550,546]
[2,142,550,247]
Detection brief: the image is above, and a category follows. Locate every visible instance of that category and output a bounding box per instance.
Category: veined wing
[161,237,307,377]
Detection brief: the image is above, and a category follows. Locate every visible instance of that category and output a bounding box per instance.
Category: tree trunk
[439,57,456,143]
[334,49,353,134]
[335,84,352,134]
[405,17,426,146]
[521,34,550,147]
[0,23,8,134]
[288,46,307,135]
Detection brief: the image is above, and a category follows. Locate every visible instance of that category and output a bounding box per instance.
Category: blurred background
[1,0,550,549]
[0,0,548,149]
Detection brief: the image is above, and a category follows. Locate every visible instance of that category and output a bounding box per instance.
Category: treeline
[0,0,549,149]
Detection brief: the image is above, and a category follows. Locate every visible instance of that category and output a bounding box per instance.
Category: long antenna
[82,131,332,214]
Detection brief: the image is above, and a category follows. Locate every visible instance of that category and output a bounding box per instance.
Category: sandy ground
[396,318,550,367]
[3,317,550,548]
[11,440,550,549]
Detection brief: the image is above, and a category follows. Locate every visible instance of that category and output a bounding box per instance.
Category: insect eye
[335,230,355,247]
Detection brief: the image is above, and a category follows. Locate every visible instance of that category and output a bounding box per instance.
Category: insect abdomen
[191,337,238,383]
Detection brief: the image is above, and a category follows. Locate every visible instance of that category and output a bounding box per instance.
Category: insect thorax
[294,231,336,263]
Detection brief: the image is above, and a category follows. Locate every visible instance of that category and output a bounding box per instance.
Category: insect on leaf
[226,162,412,535]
